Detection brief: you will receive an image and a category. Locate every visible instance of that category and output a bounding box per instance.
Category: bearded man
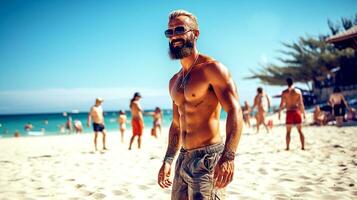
[157,10,243,200]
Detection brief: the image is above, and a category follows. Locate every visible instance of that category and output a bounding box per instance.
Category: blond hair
[169,10,199,30]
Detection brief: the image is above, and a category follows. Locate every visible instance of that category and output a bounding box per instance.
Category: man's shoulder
[293,88,302,95]
[169,72,180,86]
[282,89,289,95]
[201,57,229,79]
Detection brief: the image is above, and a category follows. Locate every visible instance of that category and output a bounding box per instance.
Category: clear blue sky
[0,0,356,114]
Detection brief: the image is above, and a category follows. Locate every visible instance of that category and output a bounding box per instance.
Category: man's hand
[87,122,90,128]
[158,162,172,188]
[213,159,234,189]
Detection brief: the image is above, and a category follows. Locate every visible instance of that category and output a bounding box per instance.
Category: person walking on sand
[278,78,306,150]
[87,97,107,151]
[157,10,243,199]
[242,101,252,128]
[118,110,127,143]
[252,87,271,133]
[329,87,351,127]
[128,92,144,150]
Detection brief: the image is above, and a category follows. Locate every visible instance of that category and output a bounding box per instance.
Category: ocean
[0,110,227,138]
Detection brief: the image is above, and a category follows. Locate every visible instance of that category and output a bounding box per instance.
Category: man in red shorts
[128,92,144,150]
[278,78,306,150]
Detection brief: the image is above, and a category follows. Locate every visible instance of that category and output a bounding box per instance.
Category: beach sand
[0,117,356,199]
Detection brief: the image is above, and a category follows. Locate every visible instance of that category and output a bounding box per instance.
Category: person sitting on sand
[118,110,127,143]
[87,97,108,151]
[278,78,306,150]
[313,105,326,126]
[14,130,20,137]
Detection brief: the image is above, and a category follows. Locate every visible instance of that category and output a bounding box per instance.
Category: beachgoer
[24,122,33,131]
[348,107,357,121]
[87,97,107,151]
[14,130,20,137]
[278,78,306,150]
[329,87,351,127]
[252,87,271,133]
[74,120,83,134]
[118,110,127,143]
[242,101,252,128]
[66,116,73,134]
[128,92,144,150]
[149,107,163,138]
[313,105,326,126]
[157,10,243,199]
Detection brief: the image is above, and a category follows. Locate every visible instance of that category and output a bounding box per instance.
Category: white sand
[0,117,356,199]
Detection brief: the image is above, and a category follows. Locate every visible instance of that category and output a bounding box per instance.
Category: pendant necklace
[179,54,199,89]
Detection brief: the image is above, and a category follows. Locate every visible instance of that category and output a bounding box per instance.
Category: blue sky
[0,0,356,114]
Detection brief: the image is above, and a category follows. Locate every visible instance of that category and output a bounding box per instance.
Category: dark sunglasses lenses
[174,26,186,34]
[165,29,173,37]
[164,26,188,37]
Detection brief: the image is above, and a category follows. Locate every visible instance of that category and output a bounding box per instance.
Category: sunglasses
[164,26,193,38]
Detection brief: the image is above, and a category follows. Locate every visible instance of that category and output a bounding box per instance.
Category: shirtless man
[87,97,107,151]
[252,87,271,133]
[128,92,144,150]
[157,10,243,199]
[278,78,306,150]
[329,87,351,127]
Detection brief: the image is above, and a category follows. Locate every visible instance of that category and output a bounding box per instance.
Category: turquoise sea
[0,110,227,138]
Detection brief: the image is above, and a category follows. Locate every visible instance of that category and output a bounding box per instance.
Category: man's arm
[158,102,181,188]
[252,95,258,111]
[163,102,181,164]
[267,95,271,111]
[278,93,285,120]
[207,62,243,188]
[298,92,306,118]
[87,107,92,127]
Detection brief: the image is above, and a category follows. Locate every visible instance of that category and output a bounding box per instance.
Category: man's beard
[168,37,194,60]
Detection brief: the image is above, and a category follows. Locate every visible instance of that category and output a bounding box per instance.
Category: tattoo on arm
[164,123,181,164]
[222,107,243,161]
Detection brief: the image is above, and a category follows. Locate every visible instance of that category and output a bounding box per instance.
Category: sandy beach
[0,117,356,200]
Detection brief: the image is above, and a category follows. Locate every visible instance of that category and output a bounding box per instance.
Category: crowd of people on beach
[86,93,163,151]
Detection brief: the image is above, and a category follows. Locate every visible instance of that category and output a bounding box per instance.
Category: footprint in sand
[75,184,86,189]
[92,192,106,199]
[330,186,347,192]
[112,190,125,196]
[138,184,150,190]
[258,168,268,175]
[16,190,26,195]
[294,186,313,192]
[68,197,81,200]
[279,178,294,182]
[299,175,311,180]
[80,189,94,196]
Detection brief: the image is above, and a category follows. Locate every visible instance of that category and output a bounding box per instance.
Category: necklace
[179,54,199,89]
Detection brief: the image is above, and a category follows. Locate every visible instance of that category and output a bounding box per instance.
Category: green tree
[248,14,356,90]
[246,36,355,90]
